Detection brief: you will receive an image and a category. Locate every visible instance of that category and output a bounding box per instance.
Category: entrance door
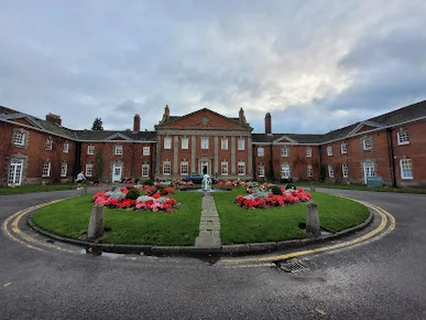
[200,160,209,175]
[112,164,122,182]
[8,159,24,186]
[363,161,375,184]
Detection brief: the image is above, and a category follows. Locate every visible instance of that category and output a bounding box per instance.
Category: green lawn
[0,183,78,195]
[32,191,203,246]
[213,188,369,245]
[293,182,426,194]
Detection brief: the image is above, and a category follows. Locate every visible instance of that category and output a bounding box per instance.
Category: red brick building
[1,100,425,187]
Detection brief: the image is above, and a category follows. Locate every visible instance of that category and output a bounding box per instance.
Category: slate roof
[252,133,324,144]
[2,99,425,144]
[74,130,156,141]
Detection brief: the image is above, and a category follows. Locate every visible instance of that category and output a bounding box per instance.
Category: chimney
[133,114,140,132]
[45,113,62,126]
[164,105,170,117]
[265,112,271,134]
[239,107,244,121]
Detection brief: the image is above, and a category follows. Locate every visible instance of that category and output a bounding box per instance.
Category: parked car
[183,174,218,184]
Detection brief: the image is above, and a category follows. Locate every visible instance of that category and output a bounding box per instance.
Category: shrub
[285,184,296,190]
[271,185,283,195]
[143,179,154,186]
[125,188,140,200]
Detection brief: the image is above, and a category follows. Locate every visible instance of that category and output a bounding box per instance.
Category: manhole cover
[278,259,308,273]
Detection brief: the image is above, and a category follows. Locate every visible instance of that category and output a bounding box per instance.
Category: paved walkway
[195,192,221,248]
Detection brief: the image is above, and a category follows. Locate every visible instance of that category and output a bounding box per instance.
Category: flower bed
[236,187,312,210]
[92,188,178,212]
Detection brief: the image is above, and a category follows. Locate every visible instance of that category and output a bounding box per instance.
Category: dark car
[183,174,218,184]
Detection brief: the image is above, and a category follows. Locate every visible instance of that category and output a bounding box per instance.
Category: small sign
[367,176,383,188]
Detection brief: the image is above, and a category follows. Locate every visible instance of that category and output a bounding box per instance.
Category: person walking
[76,170,86,190]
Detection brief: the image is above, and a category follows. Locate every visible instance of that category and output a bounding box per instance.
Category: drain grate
[278,259,308,273]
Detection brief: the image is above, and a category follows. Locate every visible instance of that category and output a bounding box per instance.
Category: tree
[94,149,105,182]
[92,118,104,131]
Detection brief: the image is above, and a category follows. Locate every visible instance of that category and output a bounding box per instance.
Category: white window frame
[281,164,291,178]
[85,163,94,177]
[257,147,264,157]
[307,165,313,177]
[63,143,69,153]
[363,137,373,151]
[61,162,67,177]
[180,161,189,175]
[238,138,245,150]
[163,161,171,175]
[201,137,209,150]
[400,159,413,179]
[164,137,172,150]
[281,147,289,157]
[238,161,245,176]
[8,159,24,186]
[397,130,410,145]
[328,164,334,178]
[114,145,123,156]
[181,137,189,149]
[221,138,228,150]
[45,138,53,151]
[342,163,349,178]
[143,146,150,156]
[306,147,312,158]
[13,131,26,146]
[327,146,333,156]
[142,164,150,178]
[87,145,95,155]
[257,163,265,177]
[221,161,228,175]
[341,143,347,154]
[42,161,51,177]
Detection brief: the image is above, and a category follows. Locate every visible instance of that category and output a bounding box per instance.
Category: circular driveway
[1,188,425,320]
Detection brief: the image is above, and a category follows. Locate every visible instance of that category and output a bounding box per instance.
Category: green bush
[271,185,283,195]
[125,189,140,200]
[143,179,154,186]
[285,184,296,190]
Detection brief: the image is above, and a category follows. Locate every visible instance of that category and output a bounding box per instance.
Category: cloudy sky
[1,0,425,133]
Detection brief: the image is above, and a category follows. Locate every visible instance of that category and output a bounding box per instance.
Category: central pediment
[157,108,250,130]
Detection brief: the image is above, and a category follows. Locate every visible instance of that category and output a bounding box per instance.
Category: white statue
[202,174,212,191]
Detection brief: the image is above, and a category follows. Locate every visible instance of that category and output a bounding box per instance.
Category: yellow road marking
[10,201,74,253]
[2,206,44,252]
[3,282,12,287]
[221,202,395,264]
[2,200,69,253]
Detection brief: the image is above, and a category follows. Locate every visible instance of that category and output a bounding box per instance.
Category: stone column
[214,136,219,175]
[231,136,236,175]
[191,136,196,174]
[306,202,320,238]
[247,135,253,176]
[88,204,104,239]
[173,136,179,175]
[156,133,161,176]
